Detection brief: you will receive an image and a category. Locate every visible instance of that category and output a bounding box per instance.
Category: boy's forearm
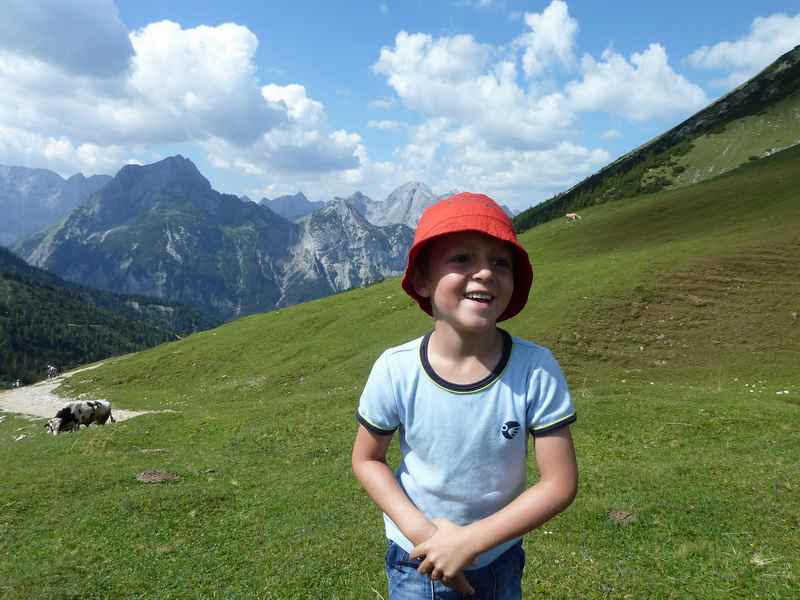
[464,477,577,556]
[462,427,579,555]
[352,458,436,545]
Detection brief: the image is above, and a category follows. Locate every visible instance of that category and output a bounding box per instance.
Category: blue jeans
[385,540,525,600]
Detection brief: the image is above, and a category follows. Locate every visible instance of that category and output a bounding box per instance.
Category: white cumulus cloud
[389,118,608,210]
[0,0,133,77]
[0,13,367,181]
[0,19,287,170]
[454,141,610,196]
[374,31,573,149]
[204,125,364,177]
[566,44,708,121]
[367,120,407,130]
[687,12,800,87]
[262,83,325,128]
[128,20,286,146]
[0,125,137,175]
[517,0,578,77]
[370,11,714,209]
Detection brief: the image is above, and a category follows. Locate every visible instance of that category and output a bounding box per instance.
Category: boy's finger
[447,572,475,595]
[415,557,433,575]
[409,544,426,560]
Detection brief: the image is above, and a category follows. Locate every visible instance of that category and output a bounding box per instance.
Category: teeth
[465,293,493,301]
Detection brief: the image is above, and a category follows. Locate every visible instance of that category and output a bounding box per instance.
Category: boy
[352,193,578,599]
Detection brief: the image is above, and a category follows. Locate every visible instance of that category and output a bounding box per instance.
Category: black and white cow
[46,400,116,435]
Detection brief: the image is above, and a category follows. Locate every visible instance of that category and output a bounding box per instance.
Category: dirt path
[0,363,151,422]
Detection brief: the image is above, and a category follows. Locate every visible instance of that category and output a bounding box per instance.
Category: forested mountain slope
[0,247,218,385]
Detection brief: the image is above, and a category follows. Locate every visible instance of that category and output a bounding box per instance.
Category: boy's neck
[429,322,504,362]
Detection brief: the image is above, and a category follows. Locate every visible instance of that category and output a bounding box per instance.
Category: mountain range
[260,182,443,227]
[13,157,421,319]
[261,182,515,225]
[9,44,799,324]
[0,166,112,246]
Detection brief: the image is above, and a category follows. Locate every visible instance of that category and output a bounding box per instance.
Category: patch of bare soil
[0,363,151,422]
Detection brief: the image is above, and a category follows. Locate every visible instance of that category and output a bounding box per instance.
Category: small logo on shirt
[501,421,521,439]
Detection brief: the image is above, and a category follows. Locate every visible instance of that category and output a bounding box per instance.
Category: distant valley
[0,245,219,385]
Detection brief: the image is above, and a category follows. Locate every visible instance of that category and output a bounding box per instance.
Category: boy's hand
[410,518,478,595]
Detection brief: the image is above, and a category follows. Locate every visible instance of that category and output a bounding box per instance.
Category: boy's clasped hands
[411,518,478,596]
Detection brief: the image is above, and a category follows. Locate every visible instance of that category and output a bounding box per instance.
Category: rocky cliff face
[366,182,437,229]
[347,183,515,227]
[0,165,111,246]
[280,198,412,306]
[15,156,413,320]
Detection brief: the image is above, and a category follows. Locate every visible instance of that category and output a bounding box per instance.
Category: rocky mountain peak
[393,180,426,194]
[314,196,371,229]
[345,191,371,202]
[66,172,87,184]
[370,181,436,228]
[115,155,211,193]
[262,192,324,222]
[81,154,222,226]
[328,191,371,222]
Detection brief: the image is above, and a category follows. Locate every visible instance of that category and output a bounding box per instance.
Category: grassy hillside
[1,148,798,598]
[514,45,800,232]
[671,90,800,188]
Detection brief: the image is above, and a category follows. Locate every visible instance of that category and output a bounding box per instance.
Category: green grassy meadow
[1,148,799,599]
[672,90,800,189]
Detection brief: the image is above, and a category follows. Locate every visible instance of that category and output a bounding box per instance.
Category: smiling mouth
[463,292,494,304]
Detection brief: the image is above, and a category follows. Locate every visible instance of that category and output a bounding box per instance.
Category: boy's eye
[494,257,512,269]
[450,254,470,263]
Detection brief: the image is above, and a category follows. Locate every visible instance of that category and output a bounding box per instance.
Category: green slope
[1,149,798,598]
[672,89,800,188]
[514,45,800,231]
[513,146,799,384]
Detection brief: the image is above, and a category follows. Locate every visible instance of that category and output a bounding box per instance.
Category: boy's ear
[412,269,431,299]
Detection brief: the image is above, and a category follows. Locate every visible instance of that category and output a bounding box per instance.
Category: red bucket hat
[401,192,533,321]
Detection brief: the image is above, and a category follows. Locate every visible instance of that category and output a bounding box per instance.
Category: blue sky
[1,1,798,210]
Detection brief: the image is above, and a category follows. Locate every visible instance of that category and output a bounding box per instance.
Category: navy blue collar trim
[420,329,512,393]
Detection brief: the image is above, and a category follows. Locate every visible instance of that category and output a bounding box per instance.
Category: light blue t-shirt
[357,329,576,569]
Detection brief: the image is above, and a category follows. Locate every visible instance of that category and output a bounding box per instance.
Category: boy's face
[414,231,514,334]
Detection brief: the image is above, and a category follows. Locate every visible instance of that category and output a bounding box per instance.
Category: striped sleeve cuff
[530,413,576,435]
[356,412,397,436]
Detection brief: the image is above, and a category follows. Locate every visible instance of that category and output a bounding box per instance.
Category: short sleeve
[525,349,576,435]
[356,352,400,435]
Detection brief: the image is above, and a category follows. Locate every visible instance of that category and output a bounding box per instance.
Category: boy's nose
[472,261,495,280]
